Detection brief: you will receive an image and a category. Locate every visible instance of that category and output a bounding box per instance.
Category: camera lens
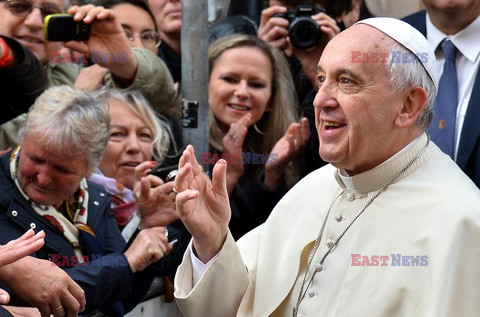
[289,17,320,50]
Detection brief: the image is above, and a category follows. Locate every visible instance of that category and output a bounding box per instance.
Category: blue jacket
[404,11,480,188]
[0,153,154,314]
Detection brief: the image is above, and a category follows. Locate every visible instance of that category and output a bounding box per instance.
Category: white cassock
[175,133,480,317]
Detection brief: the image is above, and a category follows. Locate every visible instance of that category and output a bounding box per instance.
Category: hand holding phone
[51,4,138,80]
[44,14,91,42]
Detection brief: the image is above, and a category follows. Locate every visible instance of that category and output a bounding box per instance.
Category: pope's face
[17,133,90,209]
[313,24,408,175]
[0,0,64,64]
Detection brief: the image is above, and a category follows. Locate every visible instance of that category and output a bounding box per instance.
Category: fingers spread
[186,145,204,176]
[175,161,196,194]
[212,159,228,198]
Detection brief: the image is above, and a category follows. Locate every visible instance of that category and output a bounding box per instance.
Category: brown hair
[208,34,301,185]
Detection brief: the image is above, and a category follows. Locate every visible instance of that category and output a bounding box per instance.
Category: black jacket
[0,36,47,124]
[0,152,155,314]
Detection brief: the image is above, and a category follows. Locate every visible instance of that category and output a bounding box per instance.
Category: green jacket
[0,48,176,149]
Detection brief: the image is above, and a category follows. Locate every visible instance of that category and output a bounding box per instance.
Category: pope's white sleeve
[189,240,220,286]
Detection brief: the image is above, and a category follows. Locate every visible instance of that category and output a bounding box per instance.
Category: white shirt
[426,14,480,161]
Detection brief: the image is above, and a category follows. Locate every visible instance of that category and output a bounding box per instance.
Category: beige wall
[365,0,425,18]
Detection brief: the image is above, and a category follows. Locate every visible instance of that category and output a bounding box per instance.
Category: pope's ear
[394,86,428,129]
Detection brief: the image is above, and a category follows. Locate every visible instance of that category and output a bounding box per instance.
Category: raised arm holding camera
[258,1,342,85]
[258,0,362,176]
[0,0,176,149]
[62,4,139,83]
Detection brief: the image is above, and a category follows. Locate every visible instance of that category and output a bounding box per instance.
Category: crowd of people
[1,0,480,316]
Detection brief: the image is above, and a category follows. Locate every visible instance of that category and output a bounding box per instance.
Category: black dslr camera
[273,4,326,50]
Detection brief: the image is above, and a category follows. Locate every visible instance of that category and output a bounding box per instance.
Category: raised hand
[64,5,138,80]
[222,113,252,194]
[0,229,45,306]
[265,117,310,190]
[175,145,230,263]
[0,229,44,267]
[258,5,290,50]
[290,11,341,85]
[258,5,341,86]
[134,161,178,229]
[73,64,108,91]
[124,226,171,273]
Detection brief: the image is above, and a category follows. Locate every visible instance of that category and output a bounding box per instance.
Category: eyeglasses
[122,27,161,48]
[1,0,63,20]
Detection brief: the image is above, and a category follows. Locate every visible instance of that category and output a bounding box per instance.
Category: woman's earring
[253,123,266,135]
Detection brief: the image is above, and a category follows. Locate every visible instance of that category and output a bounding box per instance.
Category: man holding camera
[0,0,176,149]
[258,0,352,176]
[259,0,342,88]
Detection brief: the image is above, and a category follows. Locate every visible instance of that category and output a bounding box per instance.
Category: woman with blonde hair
[208,34,309,239]
[90,89,176,238]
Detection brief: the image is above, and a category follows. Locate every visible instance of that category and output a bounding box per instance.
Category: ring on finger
[172,187,180,195]
[52,305,63,313]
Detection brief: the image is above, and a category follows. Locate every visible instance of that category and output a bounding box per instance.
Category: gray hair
[385,43,437,130]
[95,88,174,162]
[19,85,110,171]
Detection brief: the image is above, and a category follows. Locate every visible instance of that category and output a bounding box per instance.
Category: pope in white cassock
[172,17,480,317]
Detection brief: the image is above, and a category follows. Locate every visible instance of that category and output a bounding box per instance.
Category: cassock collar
[335,133,433,194]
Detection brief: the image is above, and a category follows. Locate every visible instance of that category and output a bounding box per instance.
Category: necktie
[429,39,458,159]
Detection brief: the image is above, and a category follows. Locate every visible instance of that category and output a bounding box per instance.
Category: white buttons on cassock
[346,192,355,201]
[326,239,335,248]
[11,210,18,217]
[30,223,36,229]
[94,201,99,206]
[100,192,105,196]
[308,287,318,298]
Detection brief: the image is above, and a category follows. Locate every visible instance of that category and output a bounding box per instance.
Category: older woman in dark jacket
[0,86,170,316]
